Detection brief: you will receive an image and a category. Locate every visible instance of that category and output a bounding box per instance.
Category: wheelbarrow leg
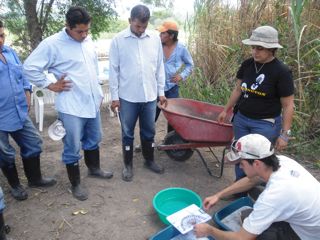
[194,147,227,178]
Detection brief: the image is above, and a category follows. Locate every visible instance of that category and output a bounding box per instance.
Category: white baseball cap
[226,134,274,162]
[48,119,66,141]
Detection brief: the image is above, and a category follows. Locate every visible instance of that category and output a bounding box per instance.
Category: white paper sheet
[166,204,211,234]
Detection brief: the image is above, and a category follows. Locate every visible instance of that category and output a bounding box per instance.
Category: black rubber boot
[66,163,88,201]
[84,148,113,179]
[1,165,28,201]
[122,145,133,182]
[0,212,7,240]
[141,140,164,174]
[22,156,57,187]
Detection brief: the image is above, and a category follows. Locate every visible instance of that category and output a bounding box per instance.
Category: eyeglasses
[251,46,265,51]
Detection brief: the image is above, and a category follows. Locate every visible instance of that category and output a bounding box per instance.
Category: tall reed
[182,0,320,159]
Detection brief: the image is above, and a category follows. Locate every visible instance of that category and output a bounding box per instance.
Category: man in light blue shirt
[109,5,166,182]
[156,20,194,132]
[0,20,56,202]
[23,7,113,201]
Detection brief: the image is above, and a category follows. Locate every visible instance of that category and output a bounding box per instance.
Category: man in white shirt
[23,7,113,201]
[109,5,166,182]
[194,134,320,240]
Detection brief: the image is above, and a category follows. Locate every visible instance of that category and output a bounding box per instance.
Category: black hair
[167,30,178,42]
[0,20,3,28]
[244,154,280,171]
[130,5,150,23]
[66,6,91,29]
[269,48,277,56]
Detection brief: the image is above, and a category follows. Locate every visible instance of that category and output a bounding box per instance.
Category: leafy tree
[142,0,174,9]
[0,0,117,56]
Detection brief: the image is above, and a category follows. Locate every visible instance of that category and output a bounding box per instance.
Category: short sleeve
[276,64,294,97]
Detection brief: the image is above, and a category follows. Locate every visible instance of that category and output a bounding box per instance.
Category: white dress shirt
[23,28,103,118]
[109,28,165,102]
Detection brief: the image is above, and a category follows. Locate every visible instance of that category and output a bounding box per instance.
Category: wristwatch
[280,129,291,142]
[281,129,291,136]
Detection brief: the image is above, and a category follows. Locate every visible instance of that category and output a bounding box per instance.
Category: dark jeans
[119,98,156,145]
[233,112,281,181]
[258,222,300,240]
[244,187,300,240]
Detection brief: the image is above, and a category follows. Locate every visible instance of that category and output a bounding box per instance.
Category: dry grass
[182,0,320,159]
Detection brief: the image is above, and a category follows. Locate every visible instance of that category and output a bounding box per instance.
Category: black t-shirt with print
[236,57,294,119]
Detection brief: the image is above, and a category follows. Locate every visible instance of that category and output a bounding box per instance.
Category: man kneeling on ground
[194,134,320,240]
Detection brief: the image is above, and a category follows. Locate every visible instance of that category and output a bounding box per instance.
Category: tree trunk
[24,0,43,50]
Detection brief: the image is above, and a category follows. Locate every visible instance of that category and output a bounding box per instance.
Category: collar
[62,27,89,43]
[0,45,9,53]
[124,27,150,39]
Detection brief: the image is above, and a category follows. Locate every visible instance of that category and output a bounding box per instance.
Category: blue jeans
[119,98,156,145]
[58,112,102,164]
[155,85,179,122]
[0,187,5,212]
[233,111,282,180]
[0,116,42,168]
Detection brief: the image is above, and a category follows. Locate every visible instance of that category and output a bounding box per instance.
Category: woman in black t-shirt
[218,26,294,181]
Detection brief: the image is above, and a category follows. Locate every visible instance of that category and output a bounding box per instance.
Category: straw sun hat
[242,26,283,49]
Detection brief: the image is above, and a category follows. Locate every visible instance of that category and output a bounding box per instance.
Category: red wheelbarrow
[157,98,233,178]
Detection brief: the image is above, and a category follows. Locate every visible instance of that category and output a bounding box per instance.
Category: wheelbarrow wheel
[163,131,194,161]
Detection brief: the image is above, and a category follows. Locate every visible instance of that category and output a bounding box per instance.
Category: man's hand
[171,74,182,84]
[203,194,219,211]
[111,100,120,113]
[47,75,72,92]
[194,223,212,238]
[159,96,167,108]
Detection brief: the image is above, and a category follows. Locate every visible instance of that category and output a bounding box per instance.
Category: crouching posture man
[0,20,56,201]
[194,134,320,240]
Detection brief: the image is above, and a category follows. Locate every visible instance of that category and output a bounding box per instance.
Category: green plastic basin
[153,187,202,225]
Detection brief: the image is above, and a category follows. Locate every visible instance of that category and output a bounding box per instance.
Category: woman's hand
[217,111,227,123]
[275,136,288,151]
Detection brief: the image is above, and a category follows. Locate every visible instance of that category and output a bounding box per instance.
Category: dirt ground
[0,103,236,240]
[2,103,320,240]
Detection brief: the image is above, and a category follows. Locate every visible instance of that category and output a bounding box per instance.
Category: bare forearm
[224,80,242,112]
[216,177,260,199]
[195,224,256,240]
[281,96,294,131]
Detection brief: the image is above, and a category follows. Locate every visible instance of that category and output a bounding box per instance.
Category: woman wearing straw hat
[217,25,294,184]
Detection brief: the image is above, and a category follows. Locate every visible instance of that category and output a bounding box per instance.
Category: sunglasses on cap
[228,140,260,160]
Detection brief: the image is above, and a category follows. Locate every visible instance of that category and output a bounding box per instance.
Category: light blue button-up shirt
[109,28,165,102]
[23,28,103,118]
[0,45,31,131]
[164,42,194,91]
